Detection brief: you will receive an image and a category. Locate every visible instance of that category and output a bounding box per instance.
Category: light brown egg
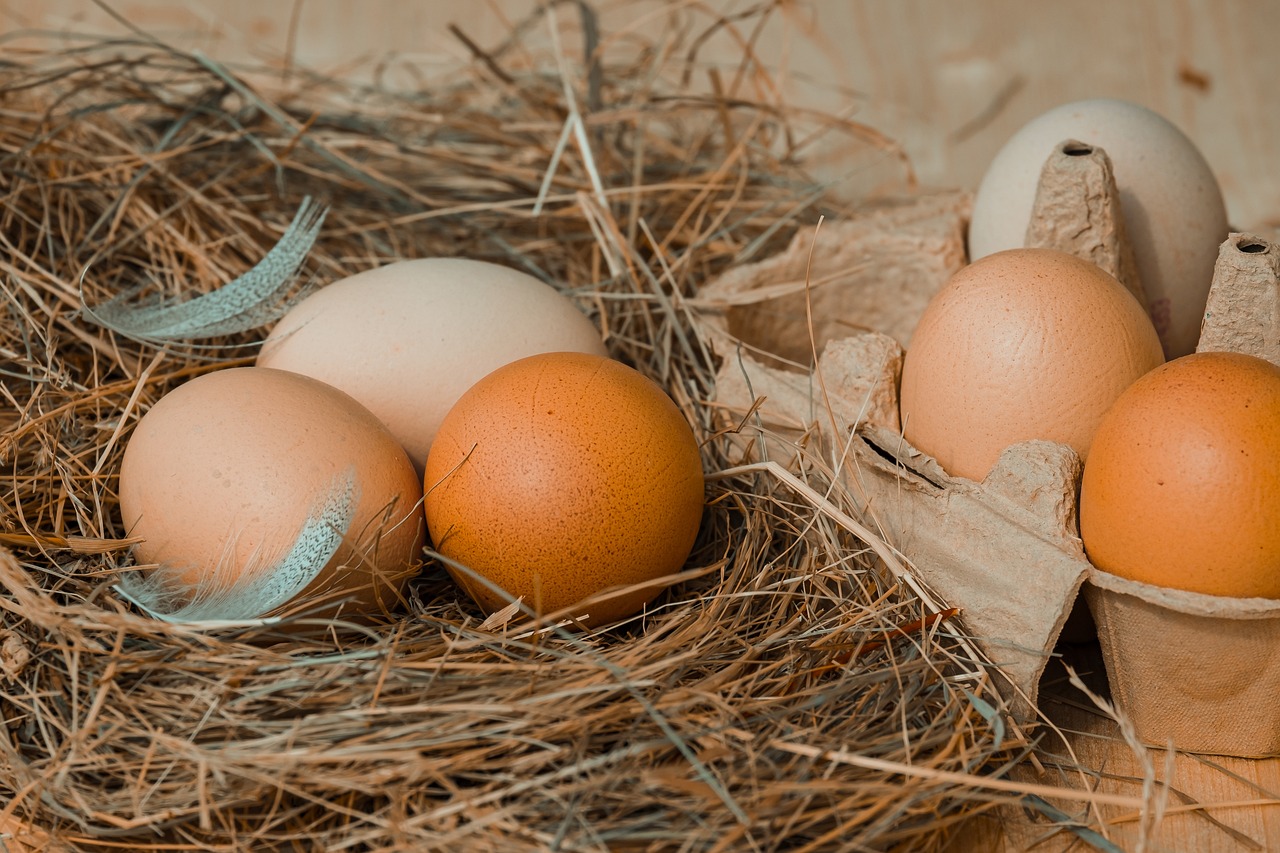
[1080,351,1280,599]
[899,248,1165,481]
[424,352,704,626]
[257,258,608,473]
[118,367,424,621]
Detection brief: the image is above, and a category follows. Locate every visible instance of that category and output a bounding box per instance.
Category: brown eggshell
[424,352,705,626]
[1080,351,1280,599]
[118,367,425,620]
[257,258,608,473]
[900,248,1165,482]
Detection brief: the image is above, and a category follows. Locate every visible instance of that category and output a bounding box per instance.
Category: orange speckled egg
[424,352,704,626]
[119,367,425,620]
[900,248,1165,481]
[1080,351,1280,599]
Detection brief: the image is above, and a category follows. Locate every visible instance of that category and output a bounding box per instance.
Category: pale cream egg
[257,258,607,472]
[968,98,1229,358]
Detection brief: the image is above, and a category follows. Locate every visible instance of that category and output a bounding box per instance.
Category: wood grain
[948,644,1280,852]
[9,1,1280,229]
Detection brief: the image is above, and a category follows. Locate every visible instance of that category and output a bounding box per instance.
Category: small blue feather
[82,197,327,343]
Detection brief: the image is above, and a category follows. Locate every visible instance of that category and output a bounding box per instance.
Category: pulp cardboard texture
[701,191,965,467]
[702,143,1280,755]
[698,190,969,368]
[712,334,902,468]
[852,428,1089,720]
[1085,569,1280,756]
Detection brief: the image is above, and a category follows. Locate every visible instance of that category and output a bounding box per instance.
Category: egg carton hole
[1236,238,1268,254]
[1060,140,1094,157]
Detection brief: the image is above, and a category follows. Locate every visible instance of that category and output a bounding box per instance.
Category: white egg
[257,258,607,473]
[968,98,1228,358]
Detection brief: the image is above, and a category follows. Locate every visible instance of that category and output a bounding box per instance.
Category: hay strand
[0,6,1069,850]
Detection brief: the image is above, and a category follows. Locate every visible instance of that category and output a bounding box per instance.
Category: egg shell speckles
[1080,351,1280,599]
[257,257,608,473]
[899,248,1165,482]
[118,367,425,619]
[424,352,705,626]
[968,98,1229,359]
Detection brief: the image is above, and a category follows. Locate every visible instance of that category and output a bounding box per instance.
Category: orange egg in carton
[697,140,1280,756]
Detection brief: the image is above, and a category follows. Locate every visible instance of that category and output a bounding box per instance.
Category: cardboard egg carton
[700,141,1280,754]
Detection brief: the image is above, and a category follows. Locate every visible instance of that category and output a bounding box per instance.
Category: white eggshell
[968,98,1228,358]
[257,258,607,471]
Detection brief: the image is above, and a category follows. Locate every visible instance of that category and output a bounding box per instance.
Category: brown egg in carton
[697,141,1280,755]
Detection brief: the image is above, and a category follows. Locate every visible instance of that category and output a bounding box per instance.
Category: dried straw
[3,5,1033,850]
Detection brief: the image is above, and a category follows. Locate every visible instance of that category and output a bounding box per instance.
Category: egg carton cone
[1082,230,1280,756]
[1022,139,1148,310]
[1195,231,1280,363]
[702,142,1280,747]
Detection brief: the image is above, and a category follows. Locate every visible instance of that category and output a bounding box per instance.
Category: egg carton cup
[699,189,968,471]
[711,339,1092,722]
[1084,568,1280,756]
[701,142,1280,754]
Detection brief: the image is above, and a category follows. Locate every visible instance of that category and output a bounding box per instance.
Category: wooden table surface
[948,645,1280,852]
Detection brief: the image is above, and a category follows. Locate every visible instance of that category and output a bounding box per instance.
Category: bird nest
[1,6,1027,850]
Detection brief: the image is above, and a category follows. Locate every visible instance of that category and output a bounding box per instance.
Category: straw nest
[2,6,1028,851]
